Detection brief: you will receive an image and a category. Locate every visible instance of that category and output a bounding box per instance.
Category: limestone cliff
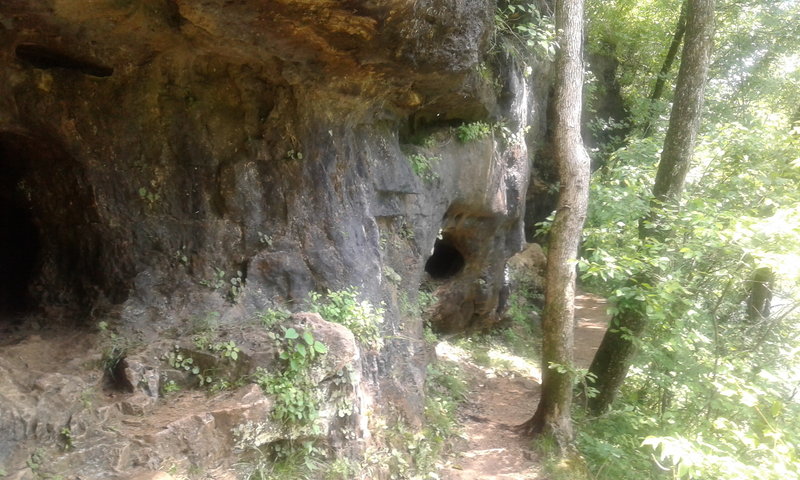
[0,0,553,477]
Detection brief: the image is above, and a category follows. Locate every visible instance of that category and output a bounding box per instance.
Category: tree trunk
[518,0,590,448]
[588,0,715,415]
[650,0,715,204]
[642,0,688,136]
[746,267,774,322]
[586,304,647,413]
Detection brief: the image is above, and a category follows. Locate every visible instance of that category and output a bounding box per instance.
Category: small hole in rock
[425,238,465,279]
[104,357,134,393]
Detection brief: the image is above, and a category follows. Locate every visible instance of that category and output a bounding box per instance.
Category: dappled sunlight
[437,293,609,479]
[486,347,542,383]
[435,340,472,364]
[575,322,607,331]
[435,339,542,384]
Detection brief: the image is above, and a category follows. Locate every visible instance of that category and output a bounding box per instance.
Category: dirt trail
[438,291,609,479]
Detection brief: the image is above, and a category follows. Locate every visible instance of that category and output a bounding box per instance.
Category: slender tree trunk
[518,0,590,448]
[588,0,715,415]
[746,267,774,322]
[650,0,715,205]
[642,0,688,136]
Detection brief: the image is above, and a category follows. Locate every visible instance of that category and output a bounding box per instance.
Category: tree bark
[518,0,590,448]
[746,267,774,322]
[588,0,715,415]
[642,0,688,136]
[650,0,715,204]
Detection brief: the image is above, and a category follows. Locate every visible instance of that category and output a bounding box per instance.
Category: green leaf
[285,328,299,340]
[313,341,328,354]
[303,331,314,346]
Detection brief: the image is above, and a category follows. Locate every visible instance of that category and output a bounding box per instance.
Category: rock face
[0,0,554,476]
[0,314,362,478]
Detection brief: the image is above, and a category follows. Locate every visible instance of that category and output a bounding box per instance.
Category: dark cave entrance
[425,237,466,279]
[0,131,127,326]
[0,133,42,316]
[0,179,41,314]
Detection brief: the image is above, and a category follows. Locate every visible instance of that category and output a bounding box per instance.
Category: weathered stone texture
[0,0,553,476]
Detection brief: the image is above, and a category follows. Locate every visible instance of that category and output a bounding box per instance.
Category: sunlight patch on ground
[435,340,542,384]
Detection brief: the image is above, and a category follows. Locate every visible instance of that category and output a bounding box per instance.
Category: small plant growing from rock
[174,245,189,266]
[60,427,74,451]
[309,287,385,350]
[455,121,492,142]
[257,231,273,247]
[164,348,214,387]
[285,149,304,161]
[162,380,181,395]
[254,327,327,428]
[210,340,241,362]
[166,349,199,374]
[97,321,136,380]
[79,388,94,409]
[26,448,45,475]
[258,307,291,328]
[228,270,245,301]
[200,267,227,290]
[399,221,415,240]
[408,153,439,182]
[137,185,160,207]
[200,268,245,302]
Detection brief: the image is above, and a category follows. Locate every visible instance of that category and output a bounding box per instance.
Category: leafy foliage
[455,121,493,143]
[576,102,800,480]
[361,358,466,479]
[407,153,439,182]
[574,1,800,475]
[308,287,384,350]
[494,1,557,60]
[254,327,327,427]
[258,307,292,328]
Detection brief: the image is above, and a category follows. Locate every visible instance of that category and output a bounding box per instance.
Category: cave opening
[0,189,41,314]
[0,131,125,327]
[425,237,466,279]
[0,134,43,319]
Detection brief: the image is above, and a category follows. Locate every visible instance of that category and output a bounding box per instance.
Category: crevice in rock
[15,44,114,77]
[104,358,135,394]
[425,236,465,280]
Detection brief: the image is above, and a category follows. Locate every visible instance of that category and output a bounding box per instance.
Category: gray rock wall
[0,0,554,475]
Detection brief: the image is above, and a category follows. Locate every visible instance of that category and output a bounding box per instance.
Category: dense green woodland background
[552,0,800,478]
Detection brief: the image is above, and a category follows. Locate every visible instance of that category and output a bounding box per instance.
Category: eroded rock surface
[0,314,364,478]
[0,0,554,476]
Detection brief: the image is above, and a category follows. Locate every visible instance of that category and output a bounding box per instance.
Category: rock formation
[0,0,554,477]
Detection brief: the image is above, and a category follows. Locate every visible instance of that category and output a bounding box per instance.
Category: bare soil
[438,291,609,479]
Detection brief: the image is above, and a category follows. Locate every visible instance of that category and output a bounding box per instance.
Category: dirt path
[438,291,609,479]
